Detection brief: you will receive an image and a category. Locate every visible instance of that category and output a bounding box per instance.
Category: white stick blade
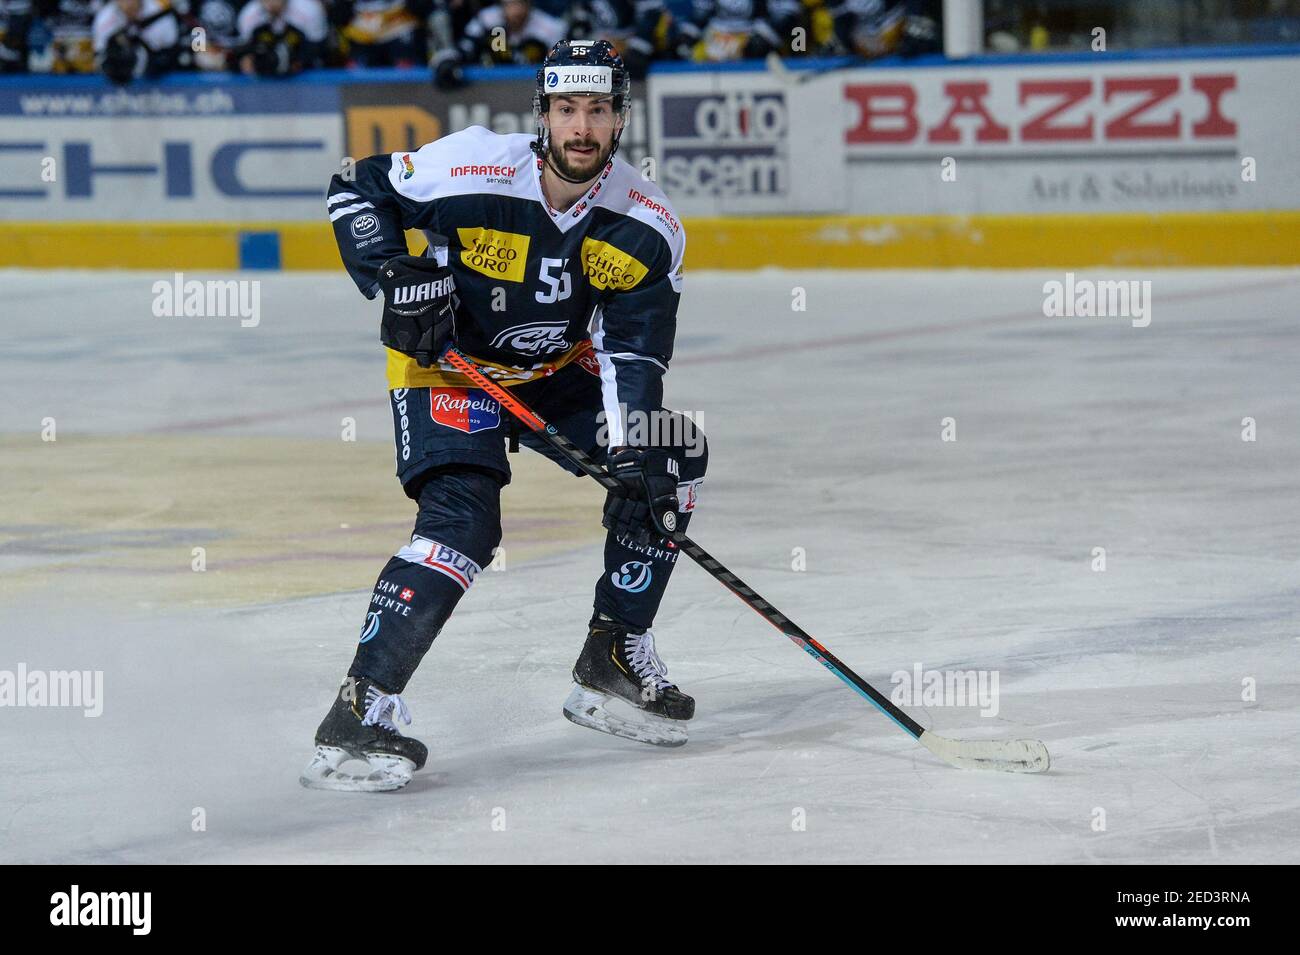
[920,731,1051,774]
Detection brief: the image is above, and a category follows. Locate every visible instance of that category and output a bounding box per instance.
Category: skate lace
[624,630,673,692]
[361,686,412,734]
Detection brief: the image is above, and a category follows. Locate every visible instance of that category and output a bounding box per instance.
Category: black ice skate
[563,614,694,747]
[300,677,428,792]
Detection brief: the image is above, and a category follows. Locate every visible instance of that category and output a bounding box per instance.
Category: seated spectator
[326,0,430,67]
[567,0,672,78]
[677,0,802,61]
[41,0,100,73]
[432,0,564,89]
[0,0,31,73]
[437,0,483,48]
[92,0,183,83]
[188,0,244,70]
[827,0,939,59]
[235,0,327,75]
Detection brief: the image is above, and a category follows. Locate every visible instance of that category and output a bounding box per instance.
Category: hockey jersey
[327,125,686,435]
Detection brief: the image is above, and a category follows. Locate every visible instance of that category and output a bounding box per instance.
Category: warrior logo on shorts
[611,561,652,593]
[429,388,501,433]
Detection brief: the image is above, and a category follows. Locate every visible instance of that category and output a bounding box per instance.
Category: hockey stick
[442,347,1050,774]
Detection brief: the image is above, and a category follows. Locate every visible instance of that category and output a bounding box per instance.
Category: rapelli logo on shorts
[395,536,482,591]
[457,227,530,283]
[580,238,649,291]
[429,388,501,433]
[490,321,571,357]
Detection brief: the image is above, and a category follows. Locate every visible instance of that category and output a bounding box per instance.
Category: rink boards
[1,47,1298,270]
[3,210,1298,270]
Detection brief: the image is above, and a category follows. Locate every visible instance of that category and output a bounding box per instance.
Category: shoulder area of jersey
[388,126,534,192]
[603,157,685,253]
[405,125,534,166]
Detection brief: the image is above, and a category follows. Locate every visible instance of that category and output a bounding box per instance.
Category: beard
[546,134,611,183]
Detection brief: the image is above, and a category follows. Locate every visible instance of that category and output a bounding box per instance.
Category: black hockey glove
[602,447,681,543]
[378,254,457,368]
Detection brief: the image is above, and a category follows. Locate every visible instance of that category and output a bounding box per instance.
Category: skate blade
[299,745,416,792]
[562,684,688,748]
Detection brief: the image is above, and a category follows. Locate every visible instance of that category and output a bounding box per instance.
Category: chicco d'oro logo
[457,227,530,283]
[611,561,652,593]
[580,238,649,291]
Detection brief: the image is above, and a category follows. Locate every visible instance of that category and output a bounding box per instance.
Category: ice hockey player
[302,39,705,792]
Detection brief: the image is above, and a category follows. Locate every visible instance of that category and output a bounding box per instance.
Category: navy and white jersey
[0,0,32,71]
[327,125,686,435]
[194,0,241,49]
[438,3,567,68]
[683,0,800,45]
[568,0,665,56]
[828,0,905,57]
[236,0,328,44]
[92,0,181,54]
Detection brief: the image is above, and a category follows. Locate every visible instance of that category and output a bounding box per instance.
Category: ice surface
[1,267,1297,863]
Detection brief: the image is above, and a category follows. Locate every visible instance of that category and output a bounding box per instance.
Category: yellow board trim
[682,211,1300,269]
[2,212,1297,270]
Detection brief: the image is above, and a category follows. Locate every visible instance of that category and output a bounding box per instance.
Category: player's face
[545,96,622,182]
